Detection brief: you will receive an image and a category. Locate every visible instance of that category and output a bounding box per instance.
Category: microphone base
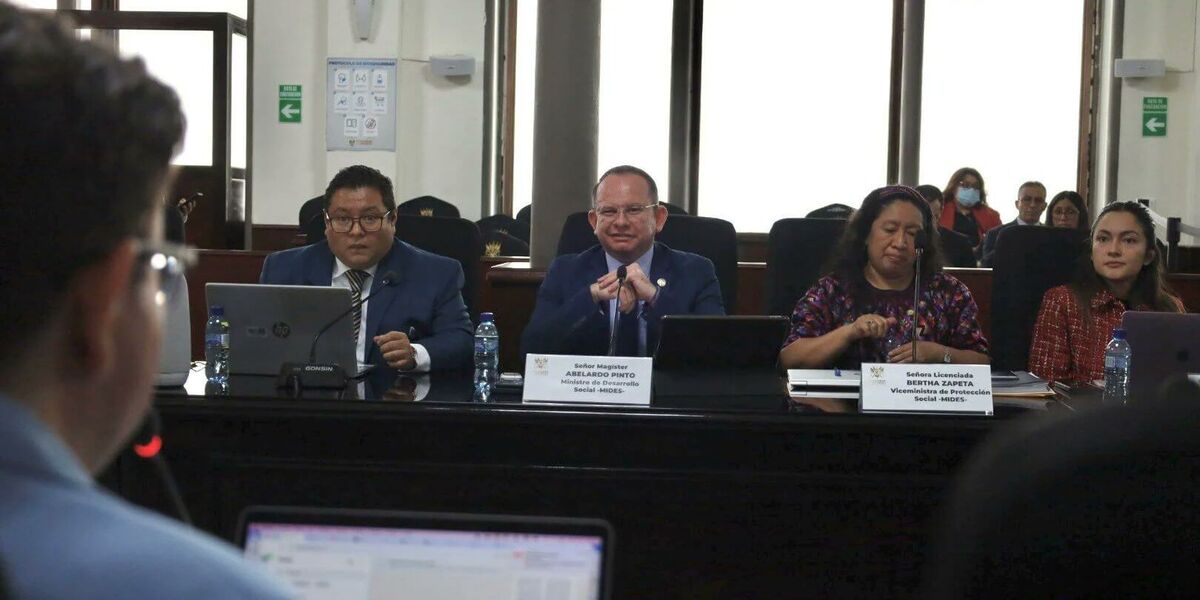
[276,362,349,390]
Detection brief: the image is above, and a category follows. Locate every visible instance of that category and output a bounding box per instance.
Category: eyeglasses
[593,203,658,220]
[325,210,393,233]
[135,239,197,303]
[1052,206,1080,216]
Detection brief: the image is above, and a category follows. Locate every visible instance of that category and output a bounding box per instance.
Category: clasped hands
[844,313,946,364]
[590,263,657,313]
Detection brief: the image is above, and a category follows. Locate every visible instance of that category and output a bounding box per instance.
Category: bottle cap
[210,305,224,317]
[480,312,494,322]
[1112,328,1126,340]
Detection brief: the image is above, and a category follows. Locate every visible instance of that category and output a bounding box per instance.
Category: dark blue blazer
[259,239,473,371]
[520,242,725,359]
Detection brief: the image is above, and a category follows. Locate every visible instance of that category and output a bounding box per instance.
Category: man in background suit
[521,165,725,359]
[979,181,1047,267]
[260,165,472,372]
[0,5,287,597]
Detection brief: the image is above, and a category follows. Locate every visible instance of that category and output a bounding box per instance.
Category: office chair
[764,218,847,316]
[925,378,1200,599]
[805,203,854,219]
[394,216,482,317]
[661,202,690,216]
[476,213,530,244]
[481,229,530,257]
[397,195,461,218]
[938,227,978,268]
[297,195,325,245]
[989,226,1084,370]
[515,204,531,225]
[555,211,739,311]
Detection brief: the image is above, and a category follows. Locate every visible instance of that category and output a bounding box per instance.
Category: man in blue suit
[261,165,472,372]
[521,165,725,359]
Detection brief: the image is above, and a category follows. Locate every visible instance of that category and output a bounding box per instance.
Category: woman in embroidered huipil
[1029,201,1184,385]
[780,186,990,370]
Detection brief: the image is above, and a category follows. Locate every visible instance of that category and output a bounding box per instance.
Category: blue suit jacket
[259,239,473,371]
[520,242,725,359]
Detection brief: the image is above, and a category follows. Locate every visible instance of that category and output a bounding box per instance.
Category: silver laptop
[239,506,613,599]
[206,283,358,376]
[1122,311,1200,401]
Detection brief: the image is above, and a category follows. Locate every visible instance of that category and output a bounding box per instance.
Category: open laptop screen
[241,508,610,600]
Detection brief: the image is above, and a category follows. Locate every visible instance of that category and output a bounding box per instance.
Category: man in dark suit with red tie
[520,165,725,360]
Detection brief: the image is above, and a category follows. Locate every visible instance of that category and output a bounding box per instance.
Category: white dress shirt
[331,259,430,372]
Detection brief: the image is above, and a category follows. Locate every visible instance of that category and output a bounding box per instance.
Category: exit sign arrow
[1145,117,1164,133]
[280,103,299,120]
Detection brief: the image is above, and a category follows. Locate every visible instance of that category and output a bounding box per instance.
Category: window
[697,2,895,232]
[920,0,1083,223]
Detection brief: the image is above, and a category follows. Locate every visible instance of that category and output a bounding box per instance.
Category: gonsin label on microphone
[304,365,337,373]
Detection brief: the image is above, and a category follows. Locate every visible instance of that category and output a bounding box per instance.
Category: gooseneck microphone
[131,409,192,526]
[277,270,399,390]
[912,230,928,361]
[607,265,628,356]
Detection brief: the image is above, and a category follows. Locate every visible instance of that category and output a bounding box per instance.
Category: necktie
[346,269,369,342]
[616,303,640,357]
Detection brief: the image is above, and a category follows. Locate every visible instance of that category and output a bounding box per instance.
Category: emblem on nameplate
[484,241,502,257]
[420,208,434,217]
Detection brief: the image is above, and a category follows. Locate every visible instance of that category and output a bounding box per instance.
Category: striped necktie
[346,269,370,342]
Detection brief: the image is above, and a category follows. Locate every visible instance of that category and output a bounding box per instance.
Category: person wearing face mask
[1028,201,1184,385]
[779,186,990,369]
[938,167,1002,251]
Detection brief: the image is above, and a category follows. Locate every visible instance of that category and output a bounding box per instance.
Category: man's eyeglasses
[325,210,393,233]
[135,239,197,303]
[593,203,658,220]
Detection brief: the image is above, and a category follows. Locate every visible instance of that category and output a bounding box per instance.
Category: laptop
[1122,311,1200,401]
[239,506,613,600]
[652,315,790,408]
[206,283,359,376]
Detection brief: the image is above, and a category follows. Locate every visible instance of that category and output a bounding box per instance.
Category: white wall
[1117,0,1200,243]
[252,0,484,225]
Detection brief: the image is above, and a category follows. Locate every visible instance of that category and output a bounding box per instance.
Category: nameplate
[523,354,653,406]
[859,363,993,415]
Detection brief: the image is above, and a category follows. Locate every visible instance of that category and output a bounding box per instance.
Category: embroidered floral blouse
[1028,285,1157,385]
[784,272,990,369]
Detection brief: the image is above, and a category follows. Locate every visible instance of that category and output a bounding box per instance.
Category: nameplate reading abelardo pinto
[859,363,993,415]
[523,354,652,406]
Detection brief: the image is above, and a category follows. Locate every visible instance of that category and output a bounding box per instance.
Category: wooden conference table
[107,368,1084,598]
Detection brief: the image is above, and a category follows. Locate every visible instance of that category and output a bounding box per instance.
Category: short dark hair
[324,165,396,212]
[916,184,943,205]
[0,5,184,364]
[591,165,659,206]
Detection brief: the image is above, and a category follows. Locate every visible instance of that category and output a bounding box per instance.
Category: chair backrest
[764,218,847,316]
[555,212,739,311]
[394,216,482,317]
[989,226,1084,370]
[476,214,530,243]
[938,227,978,267]
[514,204,531,225]
[397,195,461,218]
[481,229,530,257]
[661,202,690,216]
[805,203,855,219]
[298,195,326,245]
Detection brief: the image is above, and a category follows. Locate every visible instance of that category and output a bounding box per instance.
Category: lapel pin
[657,278,667,288]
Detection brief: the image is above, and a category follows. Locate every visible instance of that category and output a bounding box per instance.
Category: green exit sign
[1143,96,1167,137]
[278,84,301,123]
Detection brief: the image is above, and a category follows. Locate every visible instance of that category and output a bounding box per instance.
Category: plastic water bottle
[473,312,500,402]
[1102,328,1131,405]
[205,305,230,384]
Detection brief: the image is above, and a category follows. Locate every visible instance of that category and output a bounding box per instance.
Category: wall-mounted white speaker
[354,0,376,41]
[1114,59,1166,78]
